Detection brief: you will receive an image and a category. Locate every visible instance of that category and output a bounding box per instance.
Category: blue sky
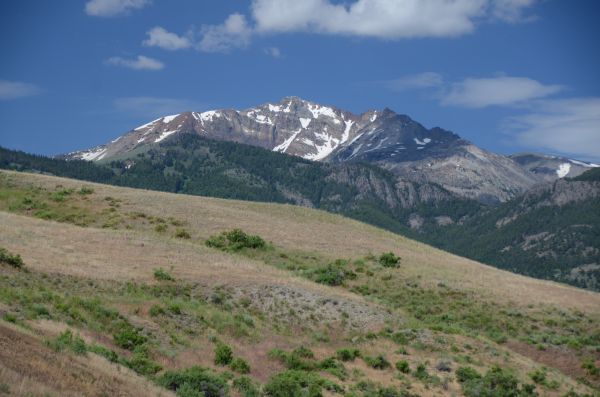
[1,0,599,161]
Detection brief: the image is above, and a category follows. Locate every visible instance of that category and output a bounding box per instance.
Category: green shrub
[168,303,182,315]
[293,346,315,359]
[396,360,410,373]
[456,366,481,383]
[311,262,356,286]
[214,343,233,366]
[230,357,251,374]
[88,344,119,363]
[363,354,391,370]
[581,358,599,376]
[153,267,174,281]
[154,223,168,233]
[149,304,165,317]
[233,376,260,397]
[78,186,95,195]
[264,370,340,397]
[0,247,24,269]
[460,366,537,397]
[379,252,400,268]
[32,304,50,318]
[158,366,228,397]
[2,313,17,323]
[206,229,266,251]
[268,348,317,371]
[175,228,191,239]
[529,368,546,384]
[176,383,204,397]
[336,348,360,361]
[47,330,86,355]
[113,323,147,350]
[126,345,162,375]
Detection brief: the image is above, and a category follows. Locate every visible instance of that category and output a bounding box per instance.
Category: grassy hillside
[1,170,599,396]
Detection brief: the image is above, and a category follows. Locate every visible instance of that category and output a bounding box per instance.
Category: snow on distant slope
[556,163,571,178]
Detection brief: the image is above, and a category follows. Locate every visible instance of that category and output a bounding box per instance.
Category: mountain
[418,167,600,290]
[329,110,539,204]
[510,152,599,181]
[63,97,539,203]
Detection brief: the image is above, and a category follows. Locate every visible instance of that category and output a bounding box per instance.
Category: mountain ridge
[63,96,548,203]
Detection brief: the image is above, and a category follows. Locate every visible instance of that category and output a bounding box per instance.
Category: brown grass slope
[0,170,599,396]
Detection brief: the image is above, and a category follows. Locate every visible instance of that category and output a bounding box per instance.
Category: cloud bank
[146,0,538,53]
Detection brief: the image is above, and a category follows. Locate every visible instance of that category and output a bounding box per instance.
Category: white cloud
[508,98,600,160]
[198,13,252,53]
[149,1,536,55]
[105,55,164,71]
[384,72,443,91]
[85,0,150,17]
[264,47,282,58]
[114,96,204,118]
[0,80,41,100]
[143,27,191,50]
[441,76,562,108]
[251,0,489,39]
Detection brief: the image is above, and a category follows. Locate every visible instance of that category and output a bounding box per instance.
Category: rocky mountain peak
[61,96,560,203]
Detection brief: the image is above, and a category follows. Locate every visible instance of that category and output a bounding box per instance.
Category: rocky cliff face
[63,96,542,203]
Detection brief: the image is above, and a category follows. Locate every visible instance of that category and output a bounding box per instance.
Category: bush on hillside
[153,267,174,281]
[458,365,537,397]
[363,354,391,370]
[158,366,228,397]
[205,229,266,252]
[336,348,360,361]
[230,357,251,374]
[379,252,401,268]
[0,247,24,269]
[214,343,233,366]
[263,370,341,397]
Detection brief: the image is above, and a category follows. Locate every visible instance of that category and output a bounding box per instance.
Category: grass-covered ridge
[0,170,599,396]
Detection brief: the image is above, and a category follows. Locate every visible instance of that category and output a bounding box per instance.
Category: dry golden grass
[3,170,599,313]
[0,322,174,397]
[1,170,599,396]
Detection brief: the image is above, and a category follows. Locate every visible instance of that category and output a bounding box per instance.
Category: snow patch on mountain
[81,147,107,161]
[155,130,178,143]
[299,118,311,129]
[273,129,301,153]
[342,120,354,144]
[308,104,339,123]
[162,114,179,123]
[134,118,161,131]
[303,131,340,161]
[556,163,571,178]
[414,138,431,145]
[199,111,220,123]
